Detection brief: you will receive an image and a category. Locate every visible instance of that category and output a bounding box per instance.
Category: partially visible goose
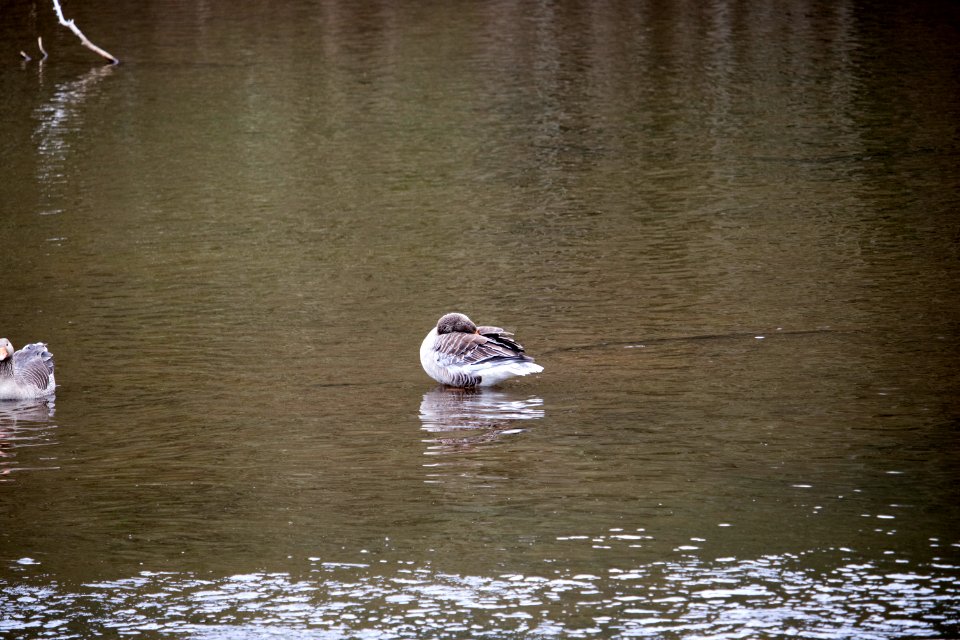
[420,312,544,387]
[0,339,56,400]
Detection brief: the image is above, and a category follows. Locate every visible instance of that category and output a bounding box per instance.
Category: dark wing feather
[13,343,54,390]
[477,326,525,353]
[434,331,530,367]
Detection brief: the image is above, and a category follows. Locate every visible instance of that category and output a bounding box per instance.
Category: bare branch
[52,0,119,64]
[19,38,48,62]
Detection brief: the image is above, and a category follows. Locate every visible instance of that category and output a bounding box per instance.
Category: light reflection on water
[3,547,957,639]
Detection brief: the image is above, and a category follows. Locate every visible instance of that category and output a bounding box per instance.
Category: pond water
[1,1,959,638]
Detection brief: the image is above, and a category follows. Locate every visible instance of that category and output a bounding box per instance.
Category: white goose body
[0,339,56,400]
[420,313,544,388]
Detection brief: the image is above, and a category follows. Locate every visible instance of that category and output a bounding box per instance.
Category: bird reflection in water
[418,388,544,454]
[0,397,57,479]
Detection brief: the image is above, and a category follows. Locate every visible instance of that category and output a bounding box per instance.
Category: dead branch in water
[19,38,48,62]
[52,0,118,64]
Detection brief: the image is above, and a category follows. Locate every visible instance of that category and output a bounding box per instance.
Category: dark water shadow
[542,327,865,356]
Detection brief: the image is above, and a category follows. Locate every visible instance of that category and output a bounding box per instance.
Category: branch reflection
[33,64,116,215]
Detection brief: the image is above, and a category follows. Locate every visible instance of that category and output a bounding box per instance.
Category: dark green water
[1,1,958,637]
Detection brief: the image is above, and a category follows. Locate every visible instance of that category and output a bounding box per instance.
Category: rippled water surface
[1,1,959,637]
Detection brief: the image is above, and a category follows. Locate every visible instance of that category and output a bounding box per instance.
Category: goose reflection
[0,397,56,424]
[0,397,57,479]
[418,388,544,454]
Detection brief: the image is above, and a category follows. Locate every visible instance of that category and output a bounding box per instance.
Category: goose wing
[476,326,525,353]
[434,331,528,367]
[476,325,508,336]
[13,343,54,391]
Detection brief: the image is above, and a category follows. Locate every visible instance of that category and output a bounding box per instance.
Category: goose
[420,312,544,387]
[0,339,56,400]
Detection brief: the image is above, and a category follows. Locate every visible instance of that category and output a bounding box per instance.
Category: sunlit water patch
[3,548,957,639]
